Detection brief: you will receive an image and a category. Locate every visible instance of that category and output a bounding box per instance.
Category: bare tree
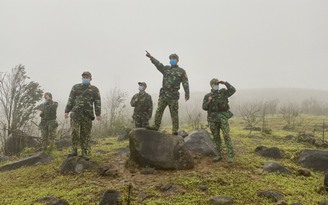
[101,87,130,136]
[185,102,205,130]
[0,65,43,137]
[238,102,262,134]
[279,102,300,130]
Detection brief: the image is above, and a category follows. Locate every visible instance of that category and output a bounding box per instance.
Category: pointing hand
[145,50,152,58]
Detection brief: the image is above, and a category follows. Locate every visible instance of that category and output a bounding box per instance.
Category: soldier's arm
[147,95,153,119]
[94,87,101,117]
[150,57,165,74]
[65,86,76,113]
[181,71,190,100]
[202,94,210,111]
[130,94,138,107]
[222,81,236,97]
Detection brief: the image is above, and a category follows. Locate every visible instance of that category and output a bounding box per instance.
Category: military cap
[210,78,219,86]
[82,71,92,78]
[138,82,147,89]
[169,53,179,61]
[44,92,52,99]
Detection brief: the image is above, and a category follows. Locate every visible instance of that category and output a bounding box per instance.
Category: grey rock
[256,147,283,159]
[184,129,218,156]
[4,130,39,155]
[129,129,194,170]
[298,150,328,171]
[0,152,53,171]
[257,190,284,202]
[60,156,97,174]
[209,196,234,205]
[263,162,292,175]
[99,189,119,205]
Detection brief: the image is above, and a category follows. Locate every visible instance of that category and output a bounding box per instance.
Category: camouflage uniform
[149,55,189,134]
[65,73,101,157]
[202,80,236,161]
[130,83,153,128]
[39,98,58,151]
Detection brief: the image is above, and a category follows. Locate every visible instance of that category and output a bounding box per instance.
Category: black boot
[81,149,90,160]
[67,148,78,158]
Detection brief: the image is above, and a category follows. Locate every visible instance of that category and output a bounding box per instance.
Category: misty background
[1,0,328,118]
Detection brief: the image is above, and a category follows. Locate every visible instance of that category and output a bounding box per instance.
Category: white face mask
[138,86,145,91]
[212,85,219,91]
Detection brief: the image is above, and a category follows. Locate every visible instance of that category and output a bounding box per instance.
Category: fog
[1,0,328,104]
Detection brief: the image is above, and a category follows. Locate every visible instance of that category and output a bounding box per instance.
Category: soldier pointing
[145,51,189,135]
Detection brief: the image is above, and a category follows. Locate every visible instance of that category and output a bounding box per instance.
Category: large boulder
[129,129,194,170]
[184,129,218,156]
[298,150,328,172]
[4,130,39,155]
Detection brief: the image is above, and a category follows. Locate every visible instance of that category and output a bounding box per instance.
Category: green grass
[0,116,327,204]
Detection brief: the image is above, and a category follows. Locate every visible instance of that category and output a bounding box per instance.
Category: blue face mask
[212,85,219,91]
[44,99,48,103]
[169,59,177,66]
[82,79,90,85]
[138,86,145,91]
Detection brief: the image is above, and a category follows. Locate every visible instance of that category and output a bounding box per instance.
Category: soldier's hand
[185,95,190,101]
[208,96,213,101]
[96,116,101,121]
[64,113,69,119]
[145,50,152,58]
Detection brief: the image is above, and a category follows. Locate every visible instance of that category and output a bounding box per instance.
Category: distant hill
[187,88,328,104]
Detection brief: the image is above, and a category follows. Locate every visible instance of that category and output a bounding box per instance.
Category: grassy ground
[0,115,327,205]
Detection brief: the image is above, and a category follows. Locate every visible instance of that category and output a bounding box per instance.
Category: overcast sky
[1,0,327,103]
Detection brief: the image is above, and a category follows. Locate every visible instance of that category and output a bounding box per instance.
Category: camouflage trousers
[153,97,179,133]
[209,117,234,158]
[133,115,150,128]
[70,117,92,152]
[40,121,57,150]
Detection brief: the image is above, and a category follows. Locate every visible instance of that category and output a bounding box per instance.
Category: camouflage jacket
[150,57,189,100]
[40,100,58,120]
[130,91,153,119]
[202,82,236,122]
[65,83,101,120]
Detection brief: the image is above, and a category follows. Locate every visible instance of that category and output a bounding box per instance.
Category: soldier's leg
[80,118,92,159]
[134,116,142,128]
[40,126,49,151]
[153,97,168,130]
[209,122,222,161]
[221,118,234,162]
[48,126,57,152]
[138,116,149,128]
[69,118,80,156]
[168,100,179,134]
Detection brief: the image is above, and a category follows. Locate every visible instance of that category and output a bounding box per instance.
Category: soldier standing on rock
[145,51,190,135]
[39,92,58,153]
[202,78,236,163]
[64,71,101,160]
[130,82,153,128]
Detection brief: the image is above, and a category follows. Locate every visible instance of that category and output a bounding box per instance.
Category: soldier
[64,71,101,160]
[145,51,190,135]
[39,92,58,153]
[202,78,236,163]
[130,82,153,128]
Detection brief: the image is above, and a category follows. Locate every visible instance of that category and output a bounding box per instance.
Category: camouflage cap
[169,53,179,61]
[44,92,52,99]
[210,78,219,86]
[138,82,147,89]
[82,71,92,78]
